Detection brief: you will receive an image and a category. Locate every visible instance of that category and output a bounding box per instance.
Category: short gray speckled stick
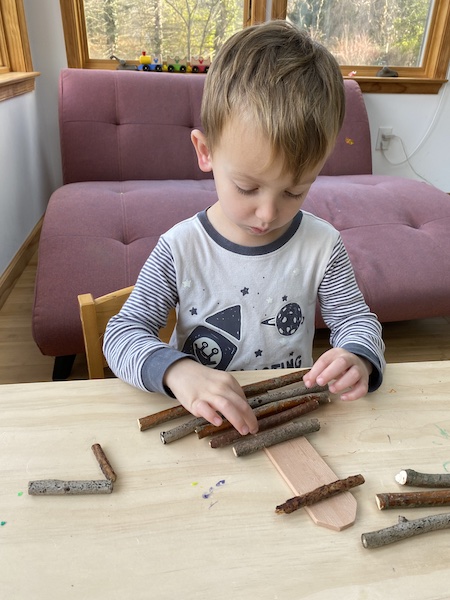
[232,418,320,457]
[28,479,113,495]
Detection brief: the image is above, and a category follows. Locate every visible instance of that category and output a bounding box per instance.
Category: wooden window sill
[347,76,447,94]
[0,71,40,102]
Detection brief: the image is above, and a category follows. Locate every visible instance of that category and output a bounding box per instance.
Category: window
[281,0,450,93]
[61,0,450,93]
[0,0,39,102]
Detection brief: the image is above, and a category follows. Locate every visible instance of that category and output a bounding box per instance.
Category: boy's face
[192,119,324,247]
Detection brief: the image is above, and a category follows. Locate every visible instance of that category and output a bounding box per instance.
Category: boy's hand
[163,359,259,435]
[303,348,372,401]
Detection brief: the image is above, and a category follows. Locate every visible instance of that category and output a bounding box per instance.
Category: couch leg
[52,355,76,380]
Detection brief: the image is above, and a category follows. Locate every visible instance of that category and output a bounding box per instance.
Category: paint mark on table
[17,491,23,497]
[435,425,450,440]
[201,479,226,501]
[443,461,450,472]
[1,521,6,527]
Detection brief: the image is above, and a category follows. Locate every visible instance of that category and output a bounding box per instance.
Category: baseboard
[0,217,43,310]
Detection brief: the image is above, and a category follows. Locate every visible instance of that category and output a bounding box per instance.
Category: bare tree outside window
[286,0,433,67]
[83,0,244,61]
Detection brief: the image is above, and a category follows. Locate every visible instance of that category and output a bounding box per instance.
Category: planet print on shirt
[261,302,304,336]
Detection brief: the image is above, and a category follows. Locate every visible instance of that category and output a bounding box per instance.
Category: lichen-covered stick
[361,513,450,548]
[160,416,207,444]
[247,383,329,408]
[276,474,365,514]
[28,479,113,495]
[91,443,117,482]
[232,418,320,457]
[376,490,450,509]
[210,398,320,448]
[395,469,450,488]
[241,369,310,398]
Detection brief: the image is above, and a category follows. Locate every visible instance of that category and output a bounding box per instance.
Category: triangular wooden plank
[265,437,357,531]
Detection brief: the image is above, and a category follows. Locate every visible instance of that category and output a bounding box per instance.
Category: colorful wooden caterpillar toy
[135,51,211,73]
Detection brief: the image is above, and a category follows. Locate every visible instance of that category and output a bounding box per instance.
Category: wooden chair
[78,286,176,379]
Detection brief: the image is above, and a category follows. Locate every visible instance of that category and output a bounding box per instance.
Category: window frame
[61,0,450,93]
[0,0,39,102]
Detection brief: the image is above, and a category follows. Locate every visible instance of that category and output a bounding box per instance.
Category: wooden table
[1,362,450,599]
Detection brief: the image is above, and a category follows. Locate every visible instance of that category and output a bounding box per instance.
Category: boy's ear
[191,129,213,172]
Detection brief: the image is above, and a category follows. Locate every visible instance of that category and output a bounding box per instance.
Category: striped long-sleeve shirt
[103,210,385,394]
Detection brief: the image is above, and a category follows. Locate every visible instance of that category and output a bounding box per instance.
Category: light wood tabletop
[1,362,450,599]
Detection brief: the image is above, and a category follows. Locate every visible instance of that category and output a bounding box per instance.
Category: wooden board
[265,437,357,531]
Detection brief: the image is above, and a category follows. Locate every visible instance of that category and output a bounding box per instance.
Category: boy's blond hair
[201,20,345,183]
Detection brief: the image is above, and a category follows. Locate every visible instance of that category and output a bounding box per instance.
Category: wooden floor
[1,252,449,385]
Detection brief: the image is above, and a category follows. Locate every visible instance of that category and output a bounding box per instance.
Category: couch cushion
[32,175,450,357]
[306,175,450,324]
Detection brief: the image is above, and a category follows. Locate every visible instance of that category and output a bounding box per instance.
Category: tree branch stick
[395,468,450,488]
[376,490,450,510]
[276,474,365,514]
[210,398,320,448]
[138,404,190,431]
[28,479,113,495]
[160,416,207,444]
[197,392,327,439]
[247,385,329,409]
[91,443,117,482]
[241,369,310,397]
[361,513,450,548]
[232,418,320,457]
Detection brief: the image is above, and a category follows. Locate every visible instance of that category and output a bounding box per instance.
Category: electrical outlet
[375,127,393,151]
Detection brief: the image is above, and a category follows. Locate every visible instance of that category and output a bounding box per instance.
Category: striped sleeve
[103,237,188,393]
[318,237,386,391]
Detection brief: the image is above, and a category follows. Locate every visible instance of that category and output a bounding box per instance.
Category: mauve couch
[32,68,450,378]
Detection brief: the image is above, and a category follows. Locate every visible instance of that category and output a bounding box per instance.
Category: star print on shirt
[190,307,197,315]
[182,279,191,288]
[255,349,263,357]
[241,287,249,296]
[282,295,288,301]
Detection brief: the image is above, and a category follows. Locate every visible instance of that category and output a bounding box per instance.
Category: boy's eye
[235,185,258,196]
[285,191,305,199]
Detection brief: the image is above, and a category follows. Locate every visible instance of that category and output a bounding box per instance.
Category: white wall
[0,3,449,277]
[366,74,450,191]
[0,0,66,275]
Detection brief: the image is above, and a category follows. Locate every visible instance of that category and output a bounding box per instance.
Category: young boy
[104,20,385,437]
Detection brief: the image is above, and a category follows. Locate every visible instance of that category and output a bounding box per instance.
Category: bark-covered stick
[91,443,117,482]
[28,479,113,495]
[395,469,450,488]
[210,398,320,448]
[241,369,310,398]
[376,490,450,510]
[232,418,320,457]
[361,513,450,549]
[138,405,190,431]
[276,474,365,514]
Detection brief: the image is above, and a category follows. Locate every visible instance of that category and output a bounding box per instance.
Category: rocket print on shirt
[182,306,241,369]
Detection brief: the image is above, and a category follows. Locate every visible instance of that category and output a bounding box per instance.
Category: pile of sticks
[361,468,450,548]
[138,369,328,456]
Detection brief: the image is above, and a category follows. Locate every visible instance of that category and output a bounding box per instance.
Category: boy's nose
[255,199,278,224]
